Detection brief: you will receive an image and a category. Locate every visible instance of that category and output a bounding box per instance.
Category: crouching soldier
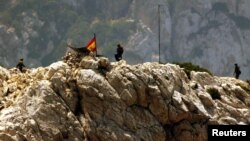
[16,58,26,73]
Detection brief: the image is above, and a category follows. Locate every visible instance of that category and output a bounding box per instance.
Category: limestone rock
[0,66,10,80]
[0,81,84,141]
[98,57,110,69]
[0,56,250,141]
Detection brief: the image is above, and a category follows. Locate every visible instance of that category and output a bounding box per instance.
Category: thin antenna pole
[158,4,161,63]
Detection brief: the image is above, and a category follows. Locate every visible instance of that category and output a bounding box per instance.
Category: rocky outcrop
[0,54,250,141]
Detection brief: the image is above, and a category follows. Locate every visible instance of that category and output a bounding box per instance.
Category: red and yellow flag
[85,36,96,52]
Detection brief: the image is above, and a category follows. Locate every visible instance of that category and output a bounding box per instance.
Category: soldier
[114,44,124,61]
[234,63,241,79]
[16,58,26,73]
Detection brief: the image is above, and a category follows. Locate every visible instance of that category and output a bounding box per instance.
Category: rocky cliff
[0,53,250,141]
[124,0,250,79]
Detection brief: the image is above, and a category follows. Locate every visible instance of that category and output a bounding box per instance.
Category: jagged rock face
[165,0,250,78]
[0,55,250,141]
[0,15,44,68]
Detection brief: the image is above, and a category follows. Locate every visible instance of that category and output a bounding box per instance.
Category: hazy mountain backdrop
[1,0,250,79]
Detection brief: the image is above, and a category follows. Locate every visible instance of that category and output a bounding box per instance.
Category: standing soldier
[234,63,241,79]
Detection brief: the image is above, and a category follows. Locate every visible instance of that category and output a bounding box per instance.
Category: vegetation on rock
[174,62,212,79]
[206,87,221,100]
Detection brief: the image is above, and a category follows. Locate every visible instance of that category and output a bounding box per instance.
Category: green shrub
[236,81,250,95]
[174,62,212,79]
[207,88,221,100]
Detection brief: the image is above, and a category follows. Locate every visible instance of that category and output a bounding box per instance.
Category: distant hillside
[0,0,136,67]
[1,0,250,79]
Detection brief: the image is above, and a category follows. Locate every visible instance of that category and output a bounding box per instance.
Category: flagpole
[93,33,97,56]
[158,4,161,63]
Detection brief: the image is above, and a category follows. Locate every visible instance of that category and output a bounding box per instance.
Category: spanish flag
[85,35,96,52]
